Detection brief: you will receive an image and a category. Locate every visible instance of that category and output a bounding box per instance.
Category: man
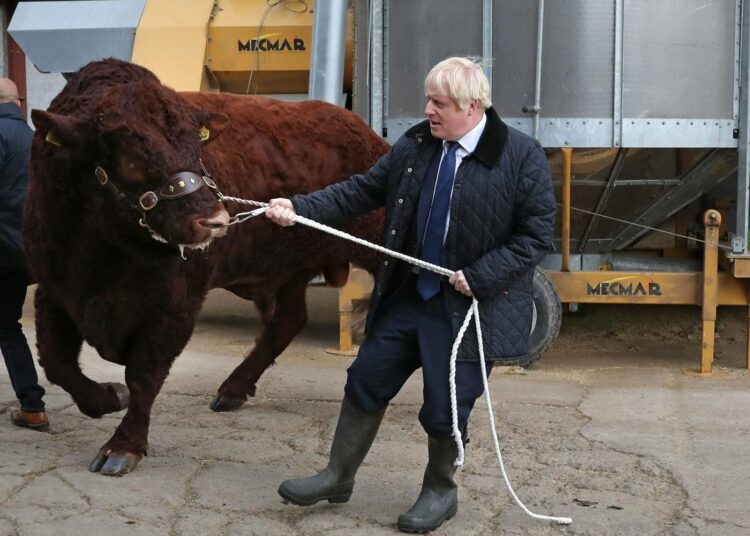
[266,57,555,532]
[0,78,48,432]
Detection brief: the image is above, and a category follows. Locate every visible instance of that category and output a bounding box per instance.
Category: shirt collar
[444,112,487,155]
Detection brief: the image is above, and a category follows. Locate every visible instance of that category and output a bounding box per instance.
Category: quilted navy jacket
[292,107,555,362]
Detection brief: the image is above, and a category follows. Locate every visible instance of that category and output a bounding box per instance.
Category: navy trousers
[0,265,45,412]
[345,277,489,438]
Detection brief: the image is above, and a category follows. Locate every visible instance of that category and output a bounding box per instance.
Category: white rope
[221,194,572,525]
[448,304,475,467]
[220,195,453,277]
[473,302,573,525]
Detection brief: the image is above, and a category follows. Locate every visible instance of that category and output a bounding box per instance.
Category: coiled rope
[221,194,573,525]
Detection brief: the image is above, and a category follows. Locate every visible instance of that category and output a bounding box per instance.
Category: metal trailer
[342,0,750,373]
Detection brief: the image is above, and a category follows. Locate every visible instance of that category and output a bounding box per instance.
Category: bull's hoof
[209,393,247,412]
[103,382,130,411]
[89,449,143,476]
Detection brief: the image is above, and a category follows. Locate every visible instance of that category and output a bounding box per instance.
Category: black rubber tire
[519,268,561,367]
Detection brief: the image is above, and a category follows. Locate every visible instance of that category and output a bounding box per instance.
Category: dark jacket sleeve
[463,141,556,299]
[289,144,394,226]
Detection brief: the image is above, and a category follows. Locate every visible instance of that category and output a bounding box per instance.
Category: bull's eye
[118,158,146,183]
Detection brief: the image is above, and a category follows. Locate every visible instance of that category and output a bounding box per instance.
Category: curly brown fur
[24,59,387,474]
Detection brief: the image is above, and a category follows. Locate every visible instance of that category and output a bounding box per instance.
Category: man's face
[424,94,477,141]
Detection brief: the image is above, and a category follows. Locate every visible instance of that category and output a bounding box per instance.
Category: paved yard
[0,288,748,535]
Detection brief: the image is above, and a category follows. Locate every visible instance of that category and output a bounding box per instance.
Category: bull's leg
[89,360,170,476]
[35,288,128,418]
[87,290,203,476]
[211,272,314,411]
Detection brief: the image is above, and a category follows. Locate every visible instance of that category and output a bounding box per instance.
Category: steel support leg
[700,210,721,374]
[561,148,572,272]
[326,266,373,356]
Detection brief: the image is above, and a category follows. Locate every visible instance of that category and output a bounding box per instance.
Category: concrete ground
[0,287,749,536]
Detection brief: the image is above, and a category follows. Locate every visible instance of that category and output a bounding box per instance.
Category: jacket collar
[404,107,508,168]
[0,102,25,121]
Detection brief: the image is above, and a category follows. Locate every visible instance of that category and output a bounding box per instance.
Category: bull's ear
[31,110,88,148]
[198,112,229,144]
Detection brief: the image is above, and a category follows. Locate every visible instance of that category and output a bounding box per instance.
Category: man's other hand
[266,198,297,226]
[449,270,473,297]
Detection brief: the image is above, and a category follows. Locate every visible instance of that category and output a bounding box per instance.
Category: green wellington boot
[397,435,459,533]
[278,397,385,506]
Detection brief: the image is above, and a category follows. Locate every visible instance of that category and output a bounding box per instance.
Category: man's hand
[265,198,297,226]
[449,270,473,297]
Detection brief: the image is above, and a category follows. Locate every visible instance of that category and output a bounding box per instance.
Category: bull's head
[31,78,232,258]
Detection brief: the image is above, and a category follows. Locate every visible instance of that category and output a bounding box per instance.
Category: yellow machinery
[552,148,750,375]
[132,0,353,95]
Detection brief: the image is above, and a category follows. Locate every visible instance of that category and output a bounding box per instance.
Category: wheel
[519,268,561,367]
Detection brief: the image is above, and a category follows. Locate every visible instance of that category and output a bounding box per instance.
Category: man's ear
[198,111,229,144]
[31,109,89,148]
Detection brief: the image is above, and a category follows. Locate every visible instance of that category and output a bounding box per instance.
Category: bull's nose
[196,207,231,237]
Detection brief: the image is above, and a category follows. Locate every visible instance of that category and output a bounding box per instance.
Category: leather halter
[93,159,221,215]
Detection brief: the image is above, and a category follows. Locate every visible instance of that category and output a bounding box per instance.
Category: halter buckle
[94,166,109,185]
[139,191,158,211]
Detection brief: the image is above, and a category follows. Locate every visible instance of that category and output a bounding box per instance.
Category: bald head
[0,78,21,105]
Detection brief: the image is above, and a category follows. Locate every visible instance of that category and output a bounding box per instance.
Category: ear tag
[199,126,210,142]
[45,130,62,147]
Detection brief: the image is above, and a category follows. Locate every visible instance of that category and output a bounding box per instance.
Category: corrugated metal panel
[540,1,614,118]
[622,0,735,119]
[380,0,739,148]
[386,0,482,119]
[494,0,614,119]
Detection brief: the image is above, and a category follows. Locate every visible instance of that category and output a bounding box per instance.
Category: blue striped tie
[416,141,459,300]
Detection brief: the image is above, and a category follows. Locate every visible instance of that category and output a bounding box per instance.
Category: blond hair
[424,57,492,110]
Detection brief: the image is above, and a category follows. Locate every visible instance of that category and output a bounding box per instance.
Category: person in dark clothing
[0,78,48,432]
[266,57,555,532]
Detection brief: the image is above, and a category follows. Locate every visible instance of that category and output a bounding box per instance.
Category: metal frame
[736,0,750,253]
[530,0,545,138]
[308,0,348,105]
[613,0,623,148]
[576,148,627,254]
[370,0,384,137]
[548,268,745,306]
[734,0,742,124]
[482,0,492,95]
[385,116,616,147]
[605,150,737,251]
[622,119,737,148]
[382,0,389,130]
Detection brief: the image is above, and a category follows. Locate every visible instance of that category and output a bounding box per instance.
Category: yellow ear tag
[45,130,62,147]
[199,126,210,142]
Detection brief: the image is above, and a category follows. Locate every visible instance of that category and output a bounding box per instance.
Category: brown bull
[24,59,387,475]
